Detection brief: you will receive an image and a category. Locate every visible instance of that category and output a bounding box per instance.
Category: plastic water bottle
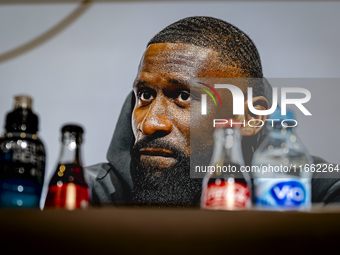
[251,109,313,211]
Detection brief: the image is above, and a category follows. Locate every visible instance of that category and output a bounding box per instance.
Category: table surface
[1,206,340,254]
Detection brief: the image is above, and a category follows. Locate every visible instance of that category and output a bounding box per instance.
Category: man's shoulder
[311,156,340,204]
[85,163,132,205]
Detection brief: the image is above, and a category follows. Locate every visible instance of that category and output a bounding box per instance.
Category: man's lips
[139,147,177,168]
[139,147,174,157]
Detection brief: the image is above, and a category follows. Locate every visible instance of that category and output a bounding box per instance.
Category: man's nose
[140,99,173,137]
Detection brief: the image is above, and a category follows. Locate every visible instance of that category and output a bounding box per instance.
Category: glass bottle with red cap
[45,124,89,210]
[201,119,252,210]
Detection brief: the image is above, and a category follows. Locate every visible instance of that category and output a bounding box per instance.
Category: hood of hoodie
[105,91,135,190]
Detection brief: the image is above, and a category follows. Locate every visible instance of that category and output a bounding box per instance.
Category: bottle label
[0,133,45,183]
[254,178,311,210]
[45,164,89,210]
[201,180,251,210]
[0,133,45,207]
[45,183,89,210]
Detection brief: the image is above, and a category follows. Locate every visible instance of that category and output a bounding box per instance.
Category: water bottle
[251,109,313,211]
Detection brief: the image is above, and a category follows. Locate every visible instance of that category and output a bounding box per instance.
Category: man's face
[131,43,246,206]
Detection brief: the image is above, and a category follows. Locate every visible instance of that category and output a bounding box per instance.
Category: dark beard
[130,137,202,207]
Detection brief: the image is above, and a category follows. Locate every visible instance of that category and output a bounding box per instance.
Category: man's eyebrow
[134,78,191,88]
[168,78,190,87]
[133,80,147,88]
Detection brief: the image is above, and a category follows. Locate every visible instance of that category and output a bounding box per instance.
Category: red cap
[214,119,243,130]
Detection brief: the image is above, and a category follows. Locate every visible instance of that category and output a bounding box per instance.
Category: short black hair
[148,16,264,95]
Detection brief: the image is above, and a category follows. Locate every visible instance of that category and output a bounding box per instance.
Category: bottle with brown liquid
[45,124,89,210]
[201,119,252,210]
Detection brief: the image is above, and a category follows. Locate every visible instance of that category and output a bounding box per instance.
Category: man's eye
[138,91,154,101]
[176,91,191,102]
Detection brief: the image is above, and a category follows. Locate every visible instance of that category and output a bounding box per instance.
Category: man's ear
[235,96,269,137]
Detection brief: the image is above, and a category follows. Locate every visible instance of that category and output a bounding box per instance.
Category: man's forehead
[136,43,248,82]
[138,43,219,75]
[143,43,215,61]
